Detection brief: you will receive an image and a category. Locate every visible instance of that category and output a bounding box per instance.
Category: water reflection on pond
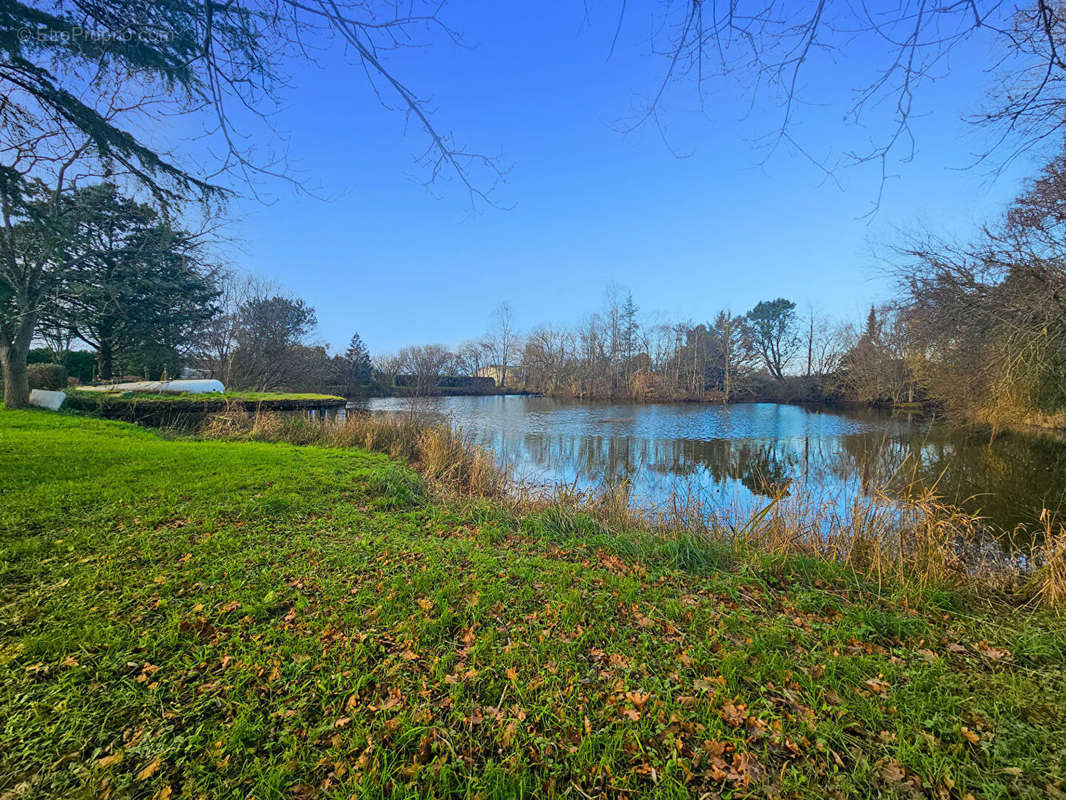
[347,396,1066,541]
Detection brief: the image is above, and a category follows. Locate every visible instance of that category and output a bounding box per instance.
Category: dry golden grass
[547,480,1001,591]
[201,404,507,498]
[1033,510,1066,609]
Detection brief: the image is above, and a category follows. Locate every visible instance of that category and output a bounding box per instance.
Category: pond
[348,396,1066,543]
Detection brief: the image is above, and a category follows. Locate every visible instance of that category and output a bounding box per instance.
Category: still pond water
[349,396,1066,539]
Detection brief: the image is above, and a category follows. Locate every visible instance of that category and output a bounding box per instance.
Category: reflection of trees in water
[515,433,804,497]
[678,440,796,496]
[366,399,1066,537]
[495,421,1066,538]
[519,434,650,486]
[833,430,1066,535]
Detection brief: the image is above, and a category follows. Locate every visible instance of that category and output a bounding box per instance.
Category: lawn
[1,410,1064,799]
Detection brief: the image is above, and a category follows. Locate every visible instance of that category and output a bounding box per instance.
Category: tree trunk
[806,317,814,377]
[1,342,30,409]
[98,339,113,381]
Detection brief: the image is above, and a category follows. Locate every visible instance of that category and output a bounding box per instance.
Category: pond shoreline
[350,395,1066,544]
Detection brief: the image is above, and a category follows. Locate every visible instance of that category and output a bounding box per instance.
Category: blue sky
[217,3,1037,357]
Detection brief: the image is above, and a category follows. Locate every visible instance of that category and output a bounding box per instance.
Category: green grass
[66,389,345,403]
[1,411,1064,799]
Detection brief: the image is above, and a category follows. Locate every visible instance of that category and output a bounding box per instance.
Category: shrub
[28,349,94,384]
[27,363,67,391]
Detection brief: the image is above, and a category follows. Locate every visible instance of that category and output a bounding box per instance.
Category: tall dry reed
[201,404,507,498]
[547,479,986,584]
[1033,510,1066,609]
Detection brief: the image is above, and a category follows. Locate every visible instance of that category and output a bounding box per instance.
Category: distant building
[473,364,525,389]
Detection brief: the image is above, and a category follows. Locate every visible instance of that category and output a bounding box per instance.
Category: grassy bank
[199,409,1063,600]
[66,389,346,404]
[62,391,346,422]
[2,411,1065,798]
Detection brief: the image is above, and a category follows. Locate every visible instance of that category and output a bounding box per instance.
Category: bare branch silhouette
[613,1,1066,209]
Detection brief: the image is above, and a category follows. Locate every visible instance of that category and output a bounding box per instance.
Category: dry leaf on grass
[97,752,124,769]
[137,756,162,781]
[721,702,746,727]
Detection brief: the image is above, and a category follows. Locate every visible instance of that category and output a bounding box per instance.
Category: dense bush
[28,350,94,384]
[26,363,67,391]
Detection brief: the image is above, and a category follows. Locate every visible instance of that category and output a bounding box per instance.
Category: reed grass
[1033,509,1066,609]
[200,403,508,498]
[529,478,1025,595]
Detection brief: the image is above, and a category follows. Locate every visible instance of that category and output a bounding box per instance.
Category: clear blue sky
[217,3,1036,357]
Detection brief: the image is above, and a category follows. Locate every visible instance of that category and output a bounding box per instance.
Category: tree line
[376,292,897,405]
[10,138,1066,429]
[0,179,377,399]
[376,140,1066,425]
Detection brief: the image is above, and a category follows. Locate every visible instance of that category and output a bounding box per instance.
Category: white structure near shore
[77,379,225,394]
[28,389,67,410]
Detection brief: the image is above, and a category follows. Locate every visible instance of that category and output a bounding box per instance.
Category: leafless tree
[891,222,1066,420]
[372,353,404,390]
[484,302,519,389]
[454,339,491,377]
[645,322,677,375]
[192,279,318,390]
[193,273,273,387]
[523,325,572,395]
[398,344,454,396]
[801,305,848,378]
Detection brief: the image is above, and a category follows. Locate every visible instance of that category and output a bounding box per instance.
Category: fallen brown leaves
[977,642,1011,662]
[721,702,746,727]
[864,677,891,698]
[625,690,651,708]
[694,740,759,787]
[879,757,906,783]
